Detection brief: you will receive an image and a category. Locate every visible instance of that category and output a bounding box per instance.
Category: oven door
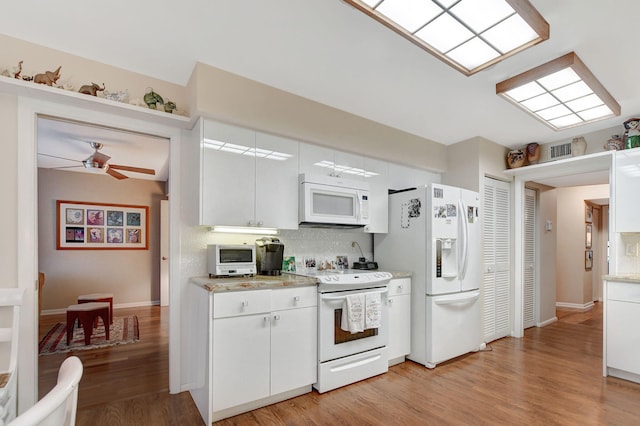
[318,287,388,363]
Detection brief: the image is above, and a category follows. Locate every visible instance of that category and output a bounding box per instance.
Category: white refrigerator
[374,183,484,368]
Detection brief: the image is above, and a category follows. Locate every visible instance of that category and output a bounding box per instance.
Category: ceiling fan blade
[38,153,80,162]
[106,168,128,180]
[109,164,156,175]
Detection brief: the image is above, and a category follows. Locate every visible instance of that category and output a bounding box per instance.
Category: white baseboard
[555,301,594,311]
[41,300,160,316]
[537,317,558,327]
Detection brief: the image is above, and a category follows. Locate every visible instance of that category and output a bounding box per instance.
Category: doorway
[17,98,183,409]
[36,116,171,399]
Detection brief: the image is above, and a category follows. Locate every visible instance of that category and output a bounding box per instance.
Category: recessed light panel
[344,0,549,75]
[497,52,621,130]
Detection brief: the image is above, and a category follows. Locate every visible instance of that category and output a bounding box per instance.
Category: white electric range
[292,269,393,393]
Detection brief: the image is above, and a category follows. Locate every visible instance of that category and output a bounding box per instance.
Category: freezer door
[425,291,482,368]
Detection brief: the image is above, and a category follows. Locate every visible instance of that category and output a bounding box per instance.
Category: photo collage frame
[57,200,149,250]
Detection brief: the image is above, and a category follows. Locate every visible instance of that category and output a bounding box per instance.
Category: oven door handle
[320,288,388,301]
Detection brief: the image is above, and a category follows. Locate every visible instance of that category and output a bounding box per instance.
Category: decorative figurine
[11,60,23,79]
[164,99,177,113]
[526,142,540,164]
[78,82,105,96]
[143,87,164,109]
[604,134,624,151]
[507,149,526,168]
[623,118,640,149]
[33,66,62,86]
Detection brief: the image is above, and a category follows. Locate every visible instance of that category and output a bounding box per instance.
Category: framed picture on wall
[585,224,592,249]
[585,203,593,223]
[56,200,149,250]
[585,250,593,270]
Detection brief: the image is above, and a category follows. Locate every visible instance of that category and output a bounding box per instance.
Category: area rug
[39,315,139,355]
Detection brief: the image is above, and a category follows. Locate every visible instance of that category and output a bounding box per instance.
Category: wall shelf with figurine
[503,149,614,181]
[0,74,194,130]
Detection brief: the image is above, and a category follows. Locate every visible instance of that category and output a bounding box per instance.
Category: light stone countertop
[603,274,640,284]
[191,270,412,293]
[190,274,318,293]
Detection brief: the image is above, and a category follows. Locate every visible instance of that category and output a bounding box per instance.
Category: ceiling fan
[40,141,156,180]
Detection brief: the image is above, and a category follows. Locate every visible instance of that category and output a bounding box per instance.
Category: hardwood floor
[38,302,640,425]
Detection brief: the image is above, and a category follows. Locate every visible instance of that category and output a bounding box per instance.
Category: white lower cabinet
[387,278,411,365]
[605,280,640,381]
[211,286,317,420]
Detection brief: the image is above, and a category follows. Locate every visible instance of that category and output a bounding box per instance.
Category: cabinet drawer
[272,286,317,311]
[389,278,411,296]
[607,282,640,303]
[213,290,271,319]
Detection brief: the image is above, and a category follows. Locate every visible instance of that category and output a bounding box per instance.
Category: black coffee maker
[255,237,285,276]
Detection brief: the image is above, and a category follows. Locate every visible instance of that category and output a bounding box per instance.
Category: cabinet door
[388,279,411,361]
[202,120,256,226]
[388,163,438,190]
[364,157,389,233]
[607,299,640,375]
[334,151,365,180]
[255,132,299,229]
[270,306,317,395]
[212,314,270,412]
[299,142,335,177]
[615,149,640,232]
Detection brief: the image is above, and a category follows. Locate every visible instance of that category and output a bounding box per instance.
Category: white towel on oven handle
[365,292,382,329]
[341,294,364,333]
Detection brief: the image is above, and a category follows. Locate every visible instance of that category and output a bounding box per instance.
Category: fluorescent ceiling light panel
[344,0,549,75]
[496,52,621,130]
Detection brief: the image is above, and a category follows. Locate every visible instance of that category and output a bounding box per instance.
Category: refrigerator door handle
[434,290,480,305]
[458,199,469,280]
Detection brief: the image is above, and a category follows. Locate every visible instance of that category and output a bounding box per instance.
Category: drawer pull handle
[293,296,301,302]
[242,301,249,308]
[398,285,403,290]
[273,314,281,321]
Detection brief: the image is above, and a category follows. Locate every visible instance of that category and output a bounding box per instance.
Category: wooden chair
[0,288,23,425]
[9,356,83,426]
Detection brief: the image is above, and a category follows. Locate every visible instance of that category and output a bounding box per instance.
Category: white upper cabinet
[202,120,256,226]
[364,157,389,234]
[388,162,439,190]
[615,149,640,232]
[254,132,299,230]
[299,143,336,177]
[200,120,299,229]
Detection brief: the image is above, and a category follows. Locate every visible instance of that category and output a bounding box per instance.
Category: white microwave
[207,244,256,277]
[299,173,370,227]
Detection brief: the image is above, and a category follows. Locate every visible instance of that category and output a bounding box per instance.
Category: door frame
[509,152,614,338]
[17,97,183,409]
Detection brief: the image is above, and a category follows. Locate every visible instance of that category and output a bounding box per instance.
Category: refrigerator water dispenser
[435,238,458,278]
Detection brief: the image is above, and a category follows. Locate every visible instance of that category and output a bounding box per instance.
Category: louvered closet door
[482,177,511,343]
[523,189,537,329]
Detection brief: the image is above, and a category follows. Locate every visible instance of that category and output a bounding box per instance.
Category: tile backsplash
[617,233,640,273]
[206,227,373,272]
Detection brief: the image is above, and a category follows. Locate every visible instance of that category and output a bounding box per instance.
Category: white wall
[555,184,609,307]
[38,168,167,311]
[0,93,18,289]
[537,185,558,324]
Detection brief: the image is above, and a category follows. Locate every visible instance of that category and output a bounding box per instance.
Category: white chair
[9,356,83,426]
[0,288,23,424]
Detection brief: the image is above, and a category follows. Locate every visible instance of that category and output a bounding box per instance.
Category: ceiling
[3,1,636,183]
[37,117,169,181]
